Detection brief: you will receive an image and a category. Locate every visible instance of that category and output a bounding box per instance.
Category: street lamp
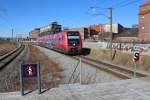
[91,7,113,62]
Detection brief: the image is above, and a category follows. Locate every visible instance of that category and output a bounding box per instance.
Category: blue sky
[0,0,146,37]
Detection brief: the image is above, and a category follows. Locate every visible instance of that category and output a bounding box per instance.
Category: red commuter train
[38,31,82,54]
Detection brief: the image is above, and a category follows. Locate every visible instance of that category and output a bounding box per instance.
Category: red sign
[22,64,37,77]
[133,52,140,64]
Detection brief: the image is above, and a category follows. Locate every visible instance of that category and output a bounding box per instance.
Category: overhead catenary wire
[111,0,131,8]
[89,0,143,18]
[90,6,108,10]
[92,0,143,11]
[66,0,142,28]
[112,0,143,9]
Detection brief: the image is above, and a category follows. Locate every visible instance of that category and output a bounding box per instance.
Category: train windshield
[68,39,80,46]
[67,32,80,46]
[67,31,79,36]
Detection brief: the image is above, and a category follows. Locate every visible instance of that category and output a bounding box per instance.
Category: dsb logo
[133,52,140,63]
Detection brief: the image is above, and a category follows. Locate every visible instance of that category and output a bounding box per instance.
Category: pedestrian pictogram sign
[19,63,41,96]
[22,64,37,77]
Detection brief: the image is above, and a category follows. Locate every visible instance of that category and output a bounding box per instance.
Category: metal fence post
[134,63,137,78]
[37,62,41,94]
[19,62,24,96]
[80,56,82,84]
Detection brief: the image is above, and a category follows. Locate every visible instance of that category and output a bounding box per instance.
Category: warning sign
[133,52,140,64]
[132,43,140,64]
[22,64,37,77]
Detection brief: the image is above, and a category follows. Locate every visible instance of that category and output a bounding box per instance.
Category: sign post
[134,63,137,78]
[80,55,82,84]
[133,52,140,78]
[19,63,41,96]
[19,62,24,96]
[132,43,140,78]
[37,63,41,94]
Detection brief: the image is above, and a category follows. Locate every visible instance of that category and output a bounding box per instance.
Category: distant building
[121,27,138,35]
[132,24,138,28]
[29,28,40,41]
[113,28,138,42]
[39,21,62,36]
[103,24,124,34]
[89,24,104,36]
[68,27,89,40]
[68,24,124,41]
[63,27,70,31]
[139,0,150,41]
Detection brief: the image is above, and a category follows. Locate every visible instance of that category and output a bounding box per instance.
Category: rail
[38,46,148,79]
[72,56,147,79]
[0,44,24,70]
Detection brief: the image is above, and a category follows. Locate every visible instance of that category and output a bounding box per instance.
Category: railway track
[0,45,25,70]
[72,56,147,79]
[38,46,148,79]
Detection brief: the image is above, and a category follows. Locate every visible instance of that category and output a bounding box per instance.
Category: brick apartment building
[89,24,104,36]
[68,25,104,40]
[139,0,150,41]
[68,24,124,41]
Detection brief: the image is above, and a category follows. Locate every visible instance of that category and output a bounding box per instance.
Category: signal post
[132,44,140,78]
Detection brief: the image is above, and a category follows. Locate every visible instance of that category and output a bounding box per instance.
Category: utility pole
[12,29,14,41]
[109,7,113,62]
[91,7,113,62]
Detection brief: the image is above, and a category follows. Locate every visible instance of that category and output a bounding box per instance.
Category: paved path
[1,77,150,100]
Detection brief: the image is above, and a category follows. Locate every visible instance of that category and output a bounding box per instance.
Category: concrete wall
[114,36,138,42]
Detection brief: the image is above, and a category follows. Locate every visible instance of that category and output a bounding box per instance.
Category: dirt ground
[24,45,63,90]
[0,41,16,56]
[0,44,62,92]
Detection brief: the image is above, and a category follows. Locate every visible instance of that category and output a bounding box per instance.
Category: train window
[68,39,80,46]
[68,36,79,39]
[67,31,79,36]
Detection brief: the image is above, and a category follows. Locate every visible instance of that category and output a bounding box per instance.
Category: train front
[66,31,82,55]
